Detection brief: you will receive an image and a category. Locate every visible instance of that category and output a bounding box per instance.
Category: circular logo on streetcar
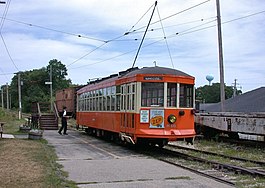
[150,115,163,126]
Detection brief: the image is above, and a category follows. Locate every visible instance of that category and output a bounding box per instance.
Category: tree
[46,59,71,91]
[196,83,241,103]
[9,59,71,113]
[10,68,50,112]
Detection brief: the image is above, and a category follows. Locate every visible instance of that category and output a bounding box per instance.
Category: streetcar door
[120,83,136,134]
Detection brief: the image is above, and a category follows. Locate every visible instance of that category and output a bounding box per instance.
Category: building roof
[200,87,265,113]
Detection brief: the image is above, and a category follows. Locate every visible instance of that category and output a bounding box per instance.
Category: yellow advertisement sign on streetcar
[150,109,164,128]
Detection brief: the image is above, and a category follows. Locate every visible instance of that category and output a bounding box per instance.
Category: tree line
[0,60,242,113]
[1,59,72,112]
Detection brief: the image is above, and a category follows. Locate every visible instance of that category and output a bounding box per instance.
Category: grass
[0,109,77,187]
[192,140,265,188]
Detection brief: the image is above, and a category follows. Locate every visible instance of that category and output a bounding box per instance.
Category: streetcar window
[167,83,177,107]
[85,97,88,111]
[141,83,164,107]
[107,96,111,111]
[103,95,107,111]
[116,85,121,111]
[179,84,194,108]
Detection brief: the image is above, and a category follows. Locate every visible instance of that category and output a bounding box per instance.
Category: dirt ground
[0,139,45,188]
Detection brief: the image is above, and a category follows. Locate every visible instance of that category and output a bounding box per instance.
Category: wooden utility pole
[6,83,9,111]
[18,72,22,119]
[50,64,53,111]
[216,0,225,112]
[1,86,3,109]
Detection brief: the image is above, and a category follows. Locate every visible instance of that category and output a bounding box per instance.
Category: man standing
[58,106,68,135]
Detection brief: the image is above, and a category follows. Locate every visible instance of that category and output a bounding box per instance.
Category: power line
[69,1,211,69]
[0,0,20,73]
[156,5,174,68]
[0,16,107,43]
[68,1,159,68]
[0,34,19,71]
[68,9,265,70]
[0,0,10,31]
[125,2,155,34]
[132,1,157,68]
[127,0,211,35]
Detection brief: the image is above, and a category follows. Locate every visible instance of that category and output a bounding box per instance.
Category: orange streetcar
[76,66,195,146]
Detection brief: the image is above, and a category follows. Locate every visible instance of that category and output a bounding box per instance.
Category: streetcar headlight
[167,114,176,124]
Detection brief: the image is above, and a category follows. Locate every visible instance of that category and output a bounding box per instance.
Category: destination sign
[143,76,163,81]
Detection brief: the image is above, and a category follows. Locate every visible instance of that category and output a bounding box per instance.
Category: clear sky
[0,0,264,92]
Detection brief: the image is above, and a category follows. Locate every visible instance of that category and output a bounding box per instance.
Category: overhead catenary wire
[1,0,213,71]
[68,1,159,68]
[156,6,174,68]
[0,17,107,43]
[132,1,157,68]
[126,0,211,35]
[1,1,264,80]
[125,2,155,34]
[68,9,265,70]
[69,0,212,68]
[0,0,20,73]
[0,0,11,31]
[1,34,19,72]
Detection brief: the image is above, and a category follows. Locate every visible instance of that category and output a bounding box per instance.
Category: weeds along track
[138,144,265,187]
[167,143,265,166]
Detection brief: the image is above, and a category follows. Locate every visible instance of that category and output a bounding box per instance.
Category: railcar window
[141,83,164,107]
[116,85,121,111]
[179,84,194,108]
[107,95,111,111]
[85,95,89,111]
[99,89,102,111]
[77,84,135,112]
[111,86,116,111]
[167,83,177,107]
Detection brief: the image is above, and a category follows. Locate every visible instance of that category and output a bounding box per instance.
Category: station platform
[43,130,234,188]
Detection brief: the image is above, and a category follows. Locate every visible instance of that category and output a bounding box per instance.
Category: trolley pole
[216,0,225,112]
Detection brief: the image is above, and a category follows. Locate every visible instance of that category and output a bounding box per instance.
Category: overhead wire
[0,0,20,74]
[1,1,264,77]
[0,0,10,31]
[68,0,212,68]
[110,17,217,42]
[125,2,155,34]
[68,1,159,68]
[126,0,211,35]
[156,5,174,68]
[0,17,107,43]
[68,9,265,70]
[0,0,212,70]
[131,1,157,68]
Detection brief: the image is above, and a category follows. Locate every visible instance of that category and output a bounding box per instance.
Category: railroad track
[137,144,265,187]
[167,143,265,166]
[164,145,265,177]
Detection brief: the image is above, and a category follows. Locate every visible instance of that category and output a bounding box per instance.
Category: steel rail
[158,158,235,186]
[159,147,265,178]
[167,143,265,166]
